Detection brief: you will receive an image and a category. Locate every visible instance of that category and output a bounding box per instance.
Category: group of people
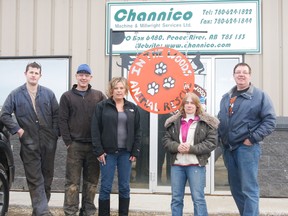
[163,62,276,216]
[0,62,141,216]
[0,61,276,216]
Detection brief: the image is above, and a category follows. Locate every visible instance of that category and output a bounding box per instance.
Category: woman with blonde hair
[91,77,141,216]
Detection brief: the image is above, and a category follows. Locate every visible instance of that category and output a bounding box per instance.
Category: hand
[243,138,252,146]
[17,128,24,138]
[178,143,190,153]
[98,153,107,165]
[129,156,136,162]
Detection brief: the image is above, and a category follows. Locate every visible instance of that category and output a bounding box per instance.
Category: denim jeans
[99,149,132,200]
[170,165,208,216]
[223,143,261,216]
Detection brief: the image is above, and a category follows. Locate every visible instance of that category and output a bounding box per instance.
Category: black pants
[64,141,100,216]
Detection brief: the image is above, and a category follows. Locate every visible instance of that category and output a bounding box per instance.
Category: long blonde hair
[179,92,203,118]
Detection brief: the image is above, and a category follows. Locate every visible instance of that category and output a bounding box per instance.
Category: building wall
[245,0,288,116]
[0,0,108,91]
[1,0,288,197]
[0,0,287,116]
[259,122,288,197]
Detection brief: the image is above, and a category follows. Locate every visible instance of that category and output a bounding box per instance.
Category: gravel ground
[7,206,171,216]
[7,206,286,216]
[7,206,240,216]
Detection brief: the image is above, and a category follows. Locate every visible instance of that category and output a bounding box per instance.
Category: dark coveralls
[0,84,59,216]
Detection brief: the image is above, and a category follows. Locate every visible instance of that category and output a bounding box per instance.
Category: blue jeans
[170,165,208,216]
[223,143,261,216]
[99,149,132,201]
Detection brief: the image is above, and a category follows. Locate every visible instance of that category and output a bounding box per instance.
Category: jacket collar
[107,97,129,106]
[164,111,219,129]
[21,83,41,94]
[227,83,254,100]
[72,84,92,91]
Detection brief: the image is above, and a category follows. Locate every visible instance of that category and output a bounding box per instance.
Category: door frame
[129,55,243,195]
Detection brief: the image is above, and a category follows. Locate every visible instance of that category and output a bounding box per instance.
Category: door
[153,57,213,194]
[128,55,243,195]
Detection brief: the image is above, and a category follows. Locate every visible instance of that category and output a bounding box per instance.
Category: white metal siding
[0,0,287,115]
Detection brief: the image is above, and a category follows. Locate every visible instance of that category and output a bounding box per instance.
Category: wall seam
[16,0,19,56]
[279,0,283,115]
[259,0,263,89]
[69,0,73,56]
[51,0,55,55]
[33,0,37,55]
[87,0,91,65]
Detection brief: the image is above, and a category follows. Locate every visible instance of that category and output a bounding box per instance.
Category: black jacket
[91,98,141,157]
[58,84,106,146]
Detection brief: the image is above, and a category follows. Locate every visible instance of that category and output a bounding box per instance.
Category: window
[0,57,70,107]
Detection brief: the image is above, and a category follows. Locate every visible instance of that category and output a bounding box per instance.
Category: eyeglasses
[234,70,250,75]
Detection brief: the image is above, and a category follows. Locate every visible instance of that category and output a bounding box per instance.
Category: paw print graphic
[163,77,175,89]
[155,62,167,75]
[147,82,159,95]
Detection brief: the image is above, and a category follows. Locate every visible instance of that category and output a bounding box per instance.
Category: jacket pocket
[19,130,34,145]
[16,103,28,117]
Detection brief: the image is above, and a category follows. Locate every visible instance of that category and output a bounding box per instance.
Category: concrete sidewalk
[9,191,288,215]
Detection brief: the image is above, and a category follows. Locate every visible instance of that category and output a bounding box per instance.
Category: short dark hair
[233,62,251,74]
[26,62,42,74]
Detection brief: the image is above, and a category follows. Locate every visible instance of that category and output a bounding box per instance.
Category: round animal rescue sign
[128,47,195,114]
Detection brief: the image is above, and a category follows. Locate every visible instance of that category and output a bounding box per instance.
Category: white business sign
[106,0,261,54]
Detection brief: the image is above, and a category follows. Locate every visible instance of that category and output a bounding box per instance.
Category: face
[233,65,251,90]
[75,73,92,90]
[112,81,126,101]
[184,96,196,115]
[25,67,41,86]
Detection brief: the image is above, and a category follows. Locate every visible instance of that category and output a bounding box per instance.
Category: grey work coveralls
[0,84,59,216]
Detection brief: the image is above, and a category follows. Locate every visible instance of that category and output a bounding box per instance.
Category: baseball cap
[77,64,92,74]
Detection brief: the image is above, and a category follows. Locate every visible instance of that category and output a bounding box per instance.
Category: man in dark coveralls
[0,62,59,216]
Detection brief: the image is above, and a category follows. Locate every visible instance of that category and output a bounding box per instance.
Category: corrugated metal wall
[0,0,287,116]
[0,0,108,92]
[245,0,288,116]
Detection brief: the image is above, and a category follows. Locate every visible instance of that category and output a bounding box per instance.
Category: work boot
[98,199,110,216]
[119,197,130,216]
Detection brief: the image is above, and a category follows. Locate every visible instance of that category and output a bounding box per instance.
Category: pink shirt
[180,116,199,142]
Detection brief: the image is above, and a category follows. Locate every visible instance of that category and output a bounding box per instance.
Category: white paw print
[147,82,159,95]
[163,77,175,89]
[155,62,167,75]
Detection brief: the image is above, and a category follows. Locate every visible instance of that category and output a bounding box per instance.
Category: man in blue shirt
[0,62,59,216]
